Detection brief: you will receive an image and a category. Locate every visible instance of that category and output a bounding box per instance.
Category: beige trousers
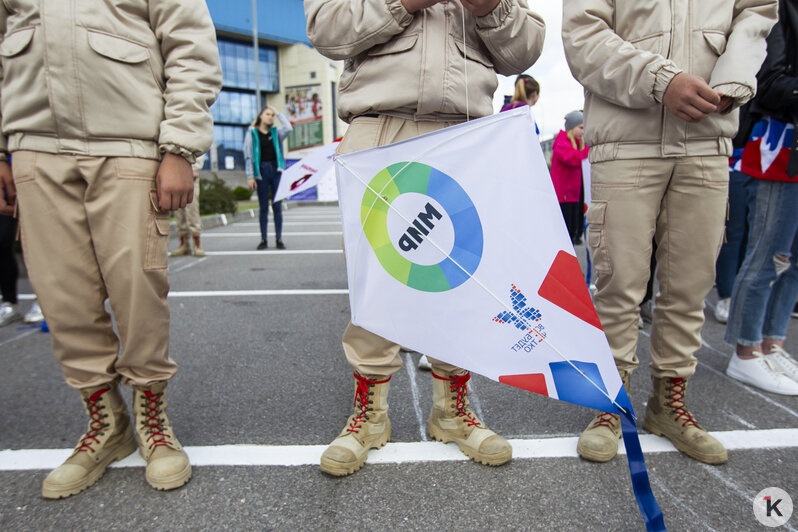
[339,115,461,377]
[587,156,728,378]
[175,180,201,237]
[12,151,177,388]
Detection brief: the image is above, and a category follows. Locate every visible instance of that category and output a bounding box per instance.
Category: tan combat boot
[170,236,191,257]
[643,376,727,464]
[320,372,391,476]
[42,383,137,499]
[576,370,630,462]
[192,235,205,257]
[428,370,512,466]
[132,381,192,490]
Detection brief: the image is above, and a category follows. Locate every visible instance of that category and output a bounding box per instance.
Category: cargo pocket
[586,201,612,274]
[144,190,170,271]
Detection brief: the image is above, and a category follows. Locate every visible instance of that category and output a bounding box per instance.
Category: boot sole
[320,430,391,477]
[145,461,192,491]
[643,421,728,465]
[41,434,137,499]
[428,424,512,466]
[576,440,618,463]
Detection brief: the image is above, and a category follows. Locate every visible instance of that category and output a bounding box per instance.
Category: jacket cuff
[160,143,197,164]
[475,0,512,28]
[386,0,413,26]
[713,82,754,111]
[652,62,683,104]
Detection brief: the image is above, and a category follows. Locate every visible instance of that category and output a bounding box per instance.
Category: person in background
[501,73,540,135]
[244,106,293,250]
[305,0,545,477]
[170,155,208,258]
[0,213,21,326]
[563,0,777,465]
[724,0,798,395]
[0,0,221,498]
[550,110,589,245]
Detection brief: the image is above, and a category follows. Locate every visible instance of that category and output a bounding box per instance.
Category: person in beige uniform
[0,1,221,497]
[305,0,545,476]
[562,0,777,464]
[171,155,208,258]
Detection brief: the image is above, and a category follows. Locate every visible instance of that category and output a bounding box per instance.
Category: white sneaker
[417,354,432,371]
[0,302,22,326]
[768,345,798,384]
[726,352,798,395]
[714,298,730,324]
[24,301,44,323]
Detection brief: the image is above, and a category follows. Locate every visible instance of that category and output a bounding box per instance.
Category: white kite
[335,107,665,531]
[274,139,340,202]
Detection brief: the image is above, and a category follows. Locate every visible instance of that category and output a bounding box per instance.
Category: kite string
[462,5,469,122]
[337,153,629,416]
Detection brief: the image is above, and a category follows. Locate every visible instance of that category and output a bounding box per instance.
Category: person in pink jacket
[550,111,589,244]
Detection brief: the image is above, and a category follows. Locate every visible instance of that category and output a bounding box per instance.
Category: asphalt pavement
[1,204,797,531]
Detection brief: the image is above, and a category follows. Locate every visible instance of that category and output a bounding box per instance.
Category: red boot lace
[667,378,698,427]
[346,373,390,434]
[432,371,481,427]
[140,390,173,450]
[74,388,110,453]
[593,412,619,428]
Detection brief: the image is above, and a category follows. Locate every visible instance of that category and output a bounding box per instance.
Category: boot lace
[667,378,698,427]
[432,371,481,427]
[140,390,174,450]
[346,373,390,434]
[75,387,110,453]
[592,412,619,428]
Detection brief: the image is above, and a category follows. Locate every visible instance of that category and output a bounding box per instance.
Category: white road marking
[202,232,342,237]
[201,250,342,256]
[402,352,429,442]
[0,329,38,347]
[167,289,348,297]
[235,222,341,227]
[170,257,208,274]
[2,429,797,471]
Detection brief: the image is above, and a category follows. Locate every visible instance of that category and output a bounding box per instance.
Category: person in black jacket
[724,0,798,394]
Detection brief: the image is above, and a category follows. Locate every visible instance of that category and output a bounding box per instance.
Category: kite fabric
[334,107,665,531]
[274,139,340,202]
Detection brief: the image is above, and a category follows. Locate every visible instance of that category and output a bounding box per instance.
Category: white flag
[274,140,340,202]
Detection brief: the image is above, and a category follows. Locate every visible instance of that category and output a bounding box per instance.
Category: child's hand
[663,73,721,123]
[460,0,501,17]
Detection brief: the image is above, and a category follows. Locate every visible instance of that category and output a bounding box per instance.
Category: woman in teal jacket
[244,105,293,249]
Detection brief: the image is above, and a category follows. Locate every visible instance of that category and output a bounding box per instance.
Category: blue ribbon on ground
[620,410,667,531]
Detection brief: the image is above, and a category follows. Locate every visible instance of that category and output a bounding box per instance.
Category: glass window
[217,38,279,91]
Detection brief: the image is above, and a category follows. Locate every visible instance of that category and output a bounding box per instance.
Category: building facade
[204,0,344,182]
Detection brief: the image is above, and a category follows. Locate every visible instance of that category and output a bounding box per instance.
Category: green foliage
[199,176,237,215]
[232,186,254,201]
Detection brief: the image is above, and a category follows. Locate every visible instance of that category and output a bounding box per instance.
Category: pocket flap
[703,31,727,56]
[0,27,34,57]
[155,216,170,236]
[87,30,148,63]
[585,201,607,225]
[367,33,418,57]
[453,38,493,68]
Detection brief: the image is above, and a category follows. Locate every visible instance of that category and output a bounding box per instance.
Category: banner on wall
[285,85,324,151]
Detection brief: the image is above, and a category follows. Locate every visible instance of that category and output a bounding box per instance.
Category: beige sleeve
[475,0,546,76]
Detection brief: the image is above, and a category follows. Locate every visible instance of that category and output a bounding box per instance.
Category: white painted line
[0,329,39,347]
[235,222,341,227]
[2,429,797,471]
[402,352,429,442]
[170,257,208,274]
[203,250,342,256]
[167,289,348,297]
[202,232,342,237]
[18,294,36,301]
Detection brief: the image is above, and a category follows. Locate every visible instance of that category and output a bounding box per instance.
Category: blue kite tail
[620,410,667,531]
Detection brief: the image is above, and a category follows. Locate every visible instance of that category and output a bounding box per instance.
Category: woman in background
[550,110,589,244]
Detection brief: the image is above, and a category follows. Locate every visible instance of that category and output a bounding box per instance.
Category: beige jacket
[305,0,545,122]
[0,0,222,162]
[562,0,778,163]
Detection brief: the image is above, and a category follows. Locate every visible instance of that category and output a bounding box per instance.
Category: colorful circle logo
[360,162,483,292]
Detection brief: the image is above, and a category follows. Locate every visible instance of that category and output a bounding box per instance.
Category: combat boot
[132,381,192,490]
[428,370,512,466]
[170,236,191,257]
[576,370,630,462]
[643,376,727,464]
[192,235,205,257]
[320,372,391,476]
[42,383,136,498]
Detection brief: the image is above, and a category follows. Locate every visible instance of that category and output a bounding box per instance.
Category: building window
[217,38,279,92]
[213,125,248,171]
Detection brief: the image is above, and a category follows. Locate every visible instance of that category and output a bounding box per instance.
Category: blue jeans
[725,179,798,346]
[256,161,283,241]
[715,170,755,298]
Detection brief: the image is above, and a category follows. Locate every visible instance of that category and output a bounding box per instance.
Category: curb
[169,208,260,240]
